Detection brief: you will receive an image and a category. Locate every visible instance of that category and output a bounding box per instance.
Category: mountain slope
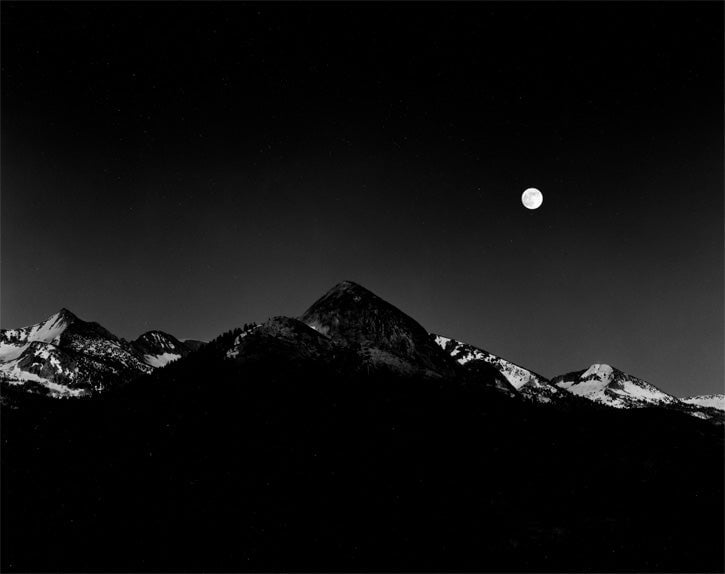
[433,334,559,402]
[3,318,723,573]
[2,286,720,417]
[181,339,206,352]
[226,317,343,367]
[681,394,725,411]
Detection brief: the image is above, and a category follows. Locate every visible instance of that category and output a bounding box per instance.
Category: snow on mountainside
[681,394,725,411]
[225,324,262,359]
[551,364,679,409]
[0,310,190,397]
[1,286,720,422]
[133,330,190,367]
[0,308,76,361]
[433,334,560,403]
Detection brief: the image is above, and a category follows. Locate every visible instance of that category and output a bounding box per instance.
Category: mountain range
[1,281,722,419]
[2,281,723,572]
[0,308,192,397]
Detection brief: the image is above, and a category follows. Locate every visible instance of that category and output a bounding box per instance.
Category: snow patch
[581,364,614,380]
[681,394,725,411]
[0,341,29,362]
[433,333,558,401]
[144,353,181,368]
[557,377,609,398]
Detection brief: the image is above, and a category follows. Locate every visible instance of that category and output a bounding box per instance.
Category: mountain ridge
[1,285,721,422]
[2,284,723,571]
[0,309,195,396]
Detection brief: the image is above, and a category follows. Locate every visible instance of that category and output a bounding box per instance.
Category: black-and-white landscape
[2,281,724,419]
[2,281,724,571]
[2,2,723,572]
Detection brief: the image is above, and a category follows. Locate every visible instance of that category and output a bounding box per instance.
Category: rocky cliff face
[300,281,458,379]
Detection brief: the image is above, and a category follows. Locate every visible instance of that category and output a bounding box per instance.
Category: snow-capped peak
[552,364,678,409]
[1,310,188,397]
[0,309,81,365]
[1,308,77,346]
[581,363,614,380]
[133,330,190,368]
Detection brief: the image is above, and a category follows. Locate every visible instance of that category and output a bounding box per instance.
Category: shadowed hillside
[2,341,723,572]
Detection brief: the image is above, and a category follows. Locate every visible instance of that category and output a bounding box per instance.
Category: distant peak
[54,308,79,323]
[135,330,180,345]
[328,280,373,294]
[137,329,171,338]
[133,330,186,357]
[320,280,388,303]
[303,282,398,323]
[582,363,615,378]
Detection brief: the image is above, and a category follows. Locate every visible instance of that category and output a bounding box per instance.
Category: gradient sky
[1,2,722,396]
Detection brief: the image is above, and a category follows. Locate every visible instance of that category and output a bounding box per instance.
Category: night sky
[1,2,722,396]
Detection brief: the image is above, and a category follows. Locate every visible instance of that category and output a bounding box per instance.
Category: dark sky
[1,2,722,396]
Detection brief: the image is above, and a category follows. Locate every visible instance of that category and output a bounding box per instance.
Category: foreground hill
[2,338,722,572]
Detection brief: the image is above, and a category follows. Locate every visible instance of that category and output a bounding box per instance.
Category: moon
[521,187,543,210]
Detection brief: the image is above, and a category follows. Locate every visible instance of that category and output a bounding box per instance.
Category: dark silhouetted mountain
[181,339,206,352]
[300,281,459,379]
[226,316,344,367]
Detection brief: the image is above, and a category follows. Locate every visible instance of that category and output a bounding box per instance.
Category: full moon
[521,187,543,210]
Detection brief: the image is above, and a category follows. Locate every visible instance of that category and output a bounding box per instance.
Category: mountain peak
[553,364,677,409]
[301,281,422,342]
[300,282,456,378]
[324,280,379,300]
[133,330,190,367]
[53,308,79,324]
[135,330,175,343]
[581,363,616,380]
